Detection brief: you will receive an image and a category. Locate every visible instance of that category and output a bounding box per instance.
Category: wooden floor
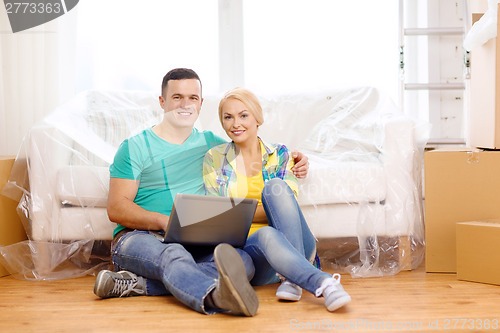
[1,262,499,333]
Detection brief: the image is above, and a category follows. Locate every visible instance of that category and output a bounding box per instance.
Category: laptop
[163,193,258,247]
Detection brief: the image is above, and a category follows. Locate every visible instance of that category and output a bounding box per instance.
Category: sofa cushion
[58,207,115,240]
[56,166,109,207]
[301,203,387,238]
[298,155,386,206]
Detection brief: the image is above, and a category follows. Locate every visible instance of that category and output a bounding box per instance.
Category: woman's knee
[263,178,286,191]
[262,178,292,198]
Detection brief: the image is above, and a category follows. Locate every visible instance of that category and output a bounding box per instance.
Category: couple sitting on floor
[93,68,351,316]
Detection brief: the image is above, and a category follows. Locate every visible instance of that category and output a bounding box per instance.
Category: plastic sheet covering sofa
[0,87,429,280]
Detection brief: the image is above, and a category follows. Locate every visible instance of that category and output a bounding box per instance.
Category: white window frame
[218,0,245,91]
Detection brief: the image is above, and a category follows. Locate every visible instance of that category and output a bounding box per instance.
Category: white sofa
[3,88,427,279]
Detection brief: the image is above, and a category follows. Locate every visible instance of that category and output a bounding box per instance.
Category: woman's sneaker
[315,273,351,311]
[276,280,302,301]
[94,270,146,298]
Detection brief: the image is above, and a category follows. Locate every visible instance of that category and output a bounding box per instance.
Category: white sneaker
[276,280,302,301]
[315,273,351,311]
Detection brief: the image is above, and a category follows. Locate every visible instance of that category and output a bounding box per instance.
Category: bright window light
[75,0,398,101]
[75,0,219,95]
[243,0,399,101]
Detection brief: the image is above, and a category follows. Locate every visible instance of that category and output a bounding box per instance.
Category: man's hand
[291,151,309,179]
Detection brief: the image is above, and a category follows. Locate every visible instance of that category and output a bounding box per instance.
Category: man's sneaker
[276,280,302,301]
[212,243,259,316]
[315,273,351,311]
[94,270,146,299]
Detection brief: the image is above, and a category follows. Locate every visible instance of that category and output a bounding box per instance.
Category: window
[75,0,219,95]
[75,0,399,101]
[243,0,399,101]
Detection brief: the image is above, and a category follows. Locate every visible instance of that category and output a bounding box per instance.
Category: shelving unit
[399,0,469,145]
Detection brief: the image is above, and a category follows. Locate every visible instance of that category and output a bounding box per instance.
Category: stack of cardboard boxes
[0,157,27,277]
[425,150,500,277]
[424,5,500,285]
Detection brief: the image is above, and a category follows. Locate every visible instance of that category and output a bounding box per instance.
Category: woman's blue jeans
[244,178,330,294]
[111,230,255,314]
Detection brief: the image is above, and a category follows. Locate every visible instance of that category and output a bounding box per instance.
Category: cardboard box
[424,148,500,272]
[469,6,500,149]
[457,221,500,285]
[0,156,27,277]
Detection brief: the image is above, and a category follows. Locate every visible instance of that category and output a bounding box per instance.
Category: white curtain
[0,7,77,156]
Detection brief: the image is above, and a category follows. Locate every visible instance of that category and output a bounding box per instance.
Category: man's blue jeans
[111,230,255,314]
[244,178,330,294]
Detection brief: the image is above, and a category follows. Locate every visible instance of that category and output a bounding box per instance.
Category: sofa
[1,88,427,280]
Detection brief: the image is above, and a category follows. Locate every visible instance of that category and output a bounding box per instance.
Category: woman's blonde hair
[218,87,264,126]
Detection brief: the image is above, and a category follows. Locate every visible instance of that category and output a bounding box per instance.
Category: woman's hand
[291,151,309,179]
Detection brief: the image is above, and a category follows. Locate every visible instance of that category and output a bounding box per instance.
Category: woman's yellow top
[233,169,267,236]
[203,137,298,237]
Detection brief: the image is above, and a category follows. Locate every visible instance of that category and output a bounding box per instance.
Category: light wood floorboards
[1,263,499,332]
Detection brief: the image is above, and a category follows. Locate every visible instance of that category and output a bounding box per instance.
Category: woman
[203,87,351,312]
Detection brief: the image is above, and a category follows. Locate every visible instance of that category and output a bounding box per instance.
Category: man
[93,68,309,316]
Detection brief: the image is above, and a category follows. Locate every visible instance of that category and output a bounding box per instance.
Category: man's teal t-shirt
[109,127,226,237]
